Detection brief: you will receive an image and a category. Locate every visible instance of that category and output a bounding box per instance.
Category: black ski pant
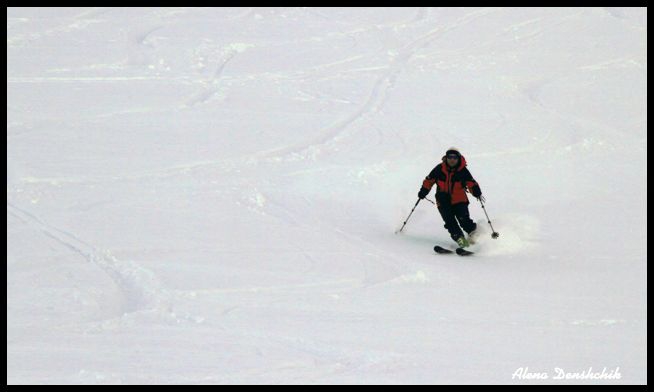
[437,202,477,241]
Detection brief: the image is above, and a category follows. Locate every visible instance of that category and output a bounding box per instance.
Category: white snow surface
[7,7,646,384]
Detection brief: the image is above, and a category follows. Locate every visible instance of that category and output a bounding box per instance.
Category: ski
[434,245,474,256]
[455,247,474,256]
[433,245,454,254]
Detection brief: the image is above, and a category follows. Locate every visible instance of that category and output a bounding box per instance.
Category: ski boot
[467,228,479,244]
[455,235,470,249]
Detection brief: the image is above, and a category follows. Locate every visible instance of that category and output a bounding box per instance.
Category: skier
[417,148,483,248]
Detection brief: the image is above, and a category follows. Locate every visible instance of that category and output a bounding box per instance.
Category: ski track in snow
[258,8,500,162]
[7,202,173,320]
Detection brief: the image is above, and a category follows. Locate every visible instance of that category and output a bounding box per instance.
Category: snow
[7,7,646,384]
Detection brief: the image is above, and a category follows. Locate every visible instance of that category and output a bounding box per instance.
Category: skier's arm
[418,167,439,199]
[463,169,482,199]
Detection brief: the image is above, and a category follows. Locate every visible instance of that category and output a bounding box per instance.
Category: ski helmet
[445,147,461,158]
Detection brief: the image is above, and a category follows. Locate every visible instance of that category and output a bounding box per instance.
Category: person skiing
[417,147,483,248]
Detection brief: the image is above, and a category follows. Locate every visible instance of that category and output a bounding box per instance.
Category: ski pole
[479,199,499,239]
[396,199,421,234]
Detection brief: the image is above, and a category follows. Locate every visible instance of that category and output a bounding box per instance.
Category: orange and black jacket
[422,155,480,205]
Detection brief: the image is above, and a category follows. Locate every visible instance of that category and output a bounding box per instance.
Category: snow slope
[7,7,647,384]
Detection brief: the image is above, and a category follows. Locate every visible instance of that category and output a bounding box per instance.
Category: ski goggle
[446,155,459,160]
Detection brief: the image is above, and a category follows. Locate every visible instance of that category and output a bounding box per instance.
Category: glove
[470,185,485,202]
[418,187,429,199]
[471,185,482,198]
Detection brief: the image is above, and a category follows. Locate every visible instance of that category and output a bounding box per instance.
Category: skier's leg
[437,204,465,241]
[453,203,477,234]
